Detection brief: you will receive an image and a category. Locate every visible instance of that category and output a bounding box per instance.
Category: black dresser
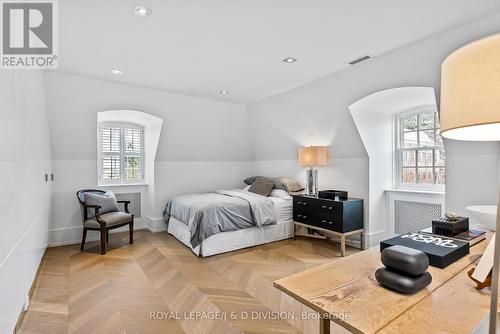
[293,195,364,256]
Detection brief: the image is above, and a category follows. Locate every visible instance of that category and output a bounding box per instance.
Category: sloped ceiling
[56,0,500,103]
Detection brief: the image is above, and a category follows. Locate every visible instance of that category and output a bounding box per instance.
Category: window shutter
[101,127,121,181]
[101,127,121,153]
[123,127,143,181]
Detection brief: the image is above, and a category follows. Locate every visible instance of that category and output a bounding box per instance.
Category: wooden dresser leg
[340,235,346,257]
[320,317,330,334]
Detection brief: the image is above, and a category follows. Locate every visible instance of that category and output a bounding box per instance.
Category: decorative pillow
[243,185,251,191]
[280,177,305,193]
[270,189,292,200]
[244,176,272,185]
[248,179,275,197]
[272,177,286,190]
[85,191,119,219]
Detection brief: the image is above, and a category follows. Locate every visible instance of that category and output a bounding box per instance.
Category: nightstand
[292,194,364,256]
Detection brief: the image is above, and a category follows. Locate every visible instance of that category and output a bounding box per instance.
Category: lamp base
[305,169,318,196]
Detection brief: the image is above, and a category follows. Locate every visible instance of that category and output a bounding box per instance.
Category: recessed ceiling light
[219,90,230,95]
[282,57,298,63]
[134,4,152,17]
[111,69,124,75]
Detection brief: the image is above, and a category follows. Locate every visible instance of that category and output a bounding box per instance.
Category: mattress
[167,197,293,257]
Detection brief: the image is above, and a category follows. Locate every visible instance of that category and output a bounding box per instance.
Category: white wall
[45,72,253,244]
[0,70,52,333]
[349,87,439,244]
[247,13,500,246]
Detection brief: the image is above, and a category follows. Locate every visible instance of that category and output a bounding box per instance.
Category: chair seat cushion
[84,212,133,228]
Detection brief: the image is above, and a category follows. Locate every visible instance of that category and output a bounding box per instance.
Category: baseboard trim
[365,230,390,248]
[145,217,167,233]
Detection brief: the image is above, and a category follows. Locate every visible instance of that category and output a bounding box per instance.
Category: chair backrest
[76,189,106,222]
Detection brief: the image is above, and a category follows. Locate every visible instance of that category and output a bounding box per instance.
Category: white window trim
[97,121,145,186]
[393,106,445,191]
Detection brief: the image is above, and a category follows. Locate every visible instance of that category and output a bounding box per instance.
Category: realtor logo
[1,0,58,69]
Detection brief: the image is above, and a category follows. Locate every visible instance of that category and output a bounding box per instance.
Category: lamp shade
[440,33,500,141]
[298,146,328,167]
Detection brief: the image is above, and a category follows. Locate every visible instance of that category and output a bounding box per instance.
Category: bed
[163,187,294,257]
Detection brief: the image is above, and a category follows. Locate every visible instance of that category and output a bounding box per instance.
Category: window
[396,108,445,188]
[98,122,144,184]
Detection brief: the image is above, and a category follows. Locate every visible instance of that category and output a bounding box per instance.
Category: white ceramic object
[466,205,498,231]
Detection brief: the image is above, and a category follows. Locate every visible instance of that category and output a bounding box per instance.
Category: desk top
[274,234,491,334]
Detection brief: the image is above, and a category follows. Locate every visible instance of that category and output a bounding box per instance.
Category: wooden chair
[76,189,134,254]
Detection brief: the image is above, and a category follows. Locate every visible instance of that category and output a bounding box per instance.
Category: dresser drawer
[293,211,342,232]
[293,196,343,214]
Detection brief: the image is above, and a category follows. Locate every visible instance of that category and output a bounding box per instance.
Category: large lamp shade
[440,33,500,140]
[440,33,500,334]
[298,146,328,167]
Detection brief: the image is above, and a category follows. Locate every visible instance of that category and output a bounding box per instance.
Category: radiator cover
[115,192,141,218]
[394,200,442,235]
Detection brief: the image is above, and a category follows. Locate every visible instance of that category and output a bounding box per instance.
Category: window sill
[385,188,445,196]
[98,183,148,188]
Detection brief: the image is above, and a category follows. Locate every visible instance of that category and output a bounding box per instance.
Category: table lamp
[298,146,328,196]
[440,33,500,334]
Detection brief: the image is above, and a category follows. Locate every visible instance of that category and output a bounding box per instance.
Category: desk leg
[320,317,330,334]
[360,230,365,250]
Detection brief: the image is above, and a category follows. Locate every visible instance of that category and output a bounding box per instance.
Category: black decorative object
[375,268,432,294]
[380,232,470,268]
[318,190,348,200]
[431,216,469,236]
[381,245,429,276]
[375,245,432,294]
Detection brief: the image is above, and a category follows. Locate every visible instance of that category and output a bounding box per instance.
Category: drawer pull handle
[303,215,307,218]
[321,205,333,209]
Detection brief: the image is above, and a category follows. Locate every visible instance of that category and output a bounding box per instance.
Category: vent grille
[394,200,442,234]
[348,55,372,66]
[115,192,141,218]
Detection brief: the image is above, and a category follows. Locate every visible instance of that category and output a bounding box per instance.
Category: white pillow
[243,185,251,191]
[269,189,292,200]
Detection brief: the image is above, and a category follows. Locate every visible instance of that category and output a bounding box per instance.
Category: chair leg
[129,221,134,244]
[106,230,109,243]
[100,230,106,255]
[80,228,87,251]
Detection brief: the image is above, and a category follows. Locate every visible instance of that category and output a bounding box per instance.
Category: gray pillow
[85,191,119,219]
[244,176,272,185]
[248,180,275,197]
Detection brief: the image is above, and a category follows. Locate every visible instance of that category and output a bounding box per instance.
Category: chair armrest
[84,205,105,226]
[117,200,130,213]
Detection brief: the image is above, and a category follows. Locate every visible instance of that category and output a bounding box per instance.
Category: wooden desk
[274,234,492,334]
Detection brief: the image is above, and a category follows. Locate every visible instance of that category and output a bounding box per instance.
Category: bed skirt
[167,217,294,257]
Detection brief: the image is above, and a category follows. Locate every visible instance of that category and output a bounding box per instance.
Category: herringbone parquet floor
[17,229,358,334]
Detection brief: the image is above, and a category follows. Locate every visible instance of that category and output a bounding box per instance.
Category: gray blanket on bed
[163,189,276,249]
